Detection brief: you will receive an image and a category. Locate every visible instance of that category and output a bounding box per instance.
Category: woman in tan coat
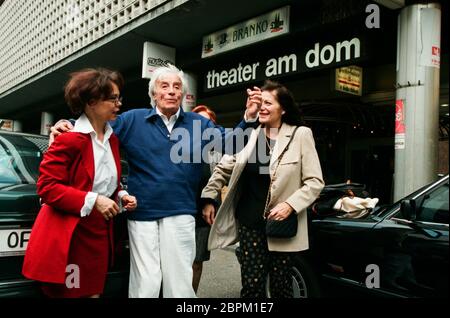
[201,80,324,298]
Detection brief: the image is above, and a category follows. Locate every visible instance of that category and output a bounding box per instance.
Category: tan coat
[201,123,324,252]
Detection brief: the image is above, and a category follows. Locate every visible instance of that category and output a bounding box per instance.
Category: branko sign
[202,6,290,58]
[204,37,361,91]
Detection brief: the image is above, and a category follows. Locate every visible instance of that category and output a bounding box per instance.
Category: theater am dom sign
[204,37,363,92]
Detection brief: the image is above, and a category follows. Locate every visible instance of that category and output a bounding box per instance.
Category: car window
[0,134,48,185]
[417,182,449,224]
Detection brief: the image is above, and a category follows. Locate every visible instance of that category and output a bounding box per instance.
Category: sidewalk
[196,244,241,298]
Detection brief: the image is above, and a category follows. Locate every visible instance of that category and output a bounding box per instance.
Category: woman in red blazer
[22,68,137,298]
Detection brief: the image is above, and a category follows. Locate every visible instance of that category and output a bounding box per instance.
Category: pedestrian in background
[23,68,137,298]
[191,104,223,293]
[201,80,324,298]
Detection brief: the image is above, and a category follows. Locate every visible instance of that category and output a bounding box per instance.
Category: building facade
[0,0,448,203]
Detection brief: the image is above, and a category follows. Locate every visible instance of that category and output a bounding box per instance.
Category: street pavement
[196,244,241,298]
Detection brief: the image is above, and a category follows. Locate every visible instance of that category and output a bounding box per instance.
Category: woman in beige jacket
[201,80,324,298]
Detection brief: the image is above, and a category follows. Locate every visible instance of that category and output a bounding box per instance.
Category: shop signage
[335,66,363,96]
[395,99,406,149]
[201,6,290,58]
[204,37,361,91]
[142,42,176,79]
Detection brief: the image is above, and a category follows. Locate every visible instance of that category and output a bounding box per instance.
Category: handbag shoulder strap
[263,126,300,217]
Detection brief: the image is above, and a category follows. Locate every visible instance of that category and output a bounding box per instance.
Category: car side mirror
[400,199,416,221]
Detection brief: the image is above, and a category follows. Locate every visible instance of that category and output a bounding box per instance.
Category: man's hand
[266,202,294,221]
[95,194,120,221]
[202,203,216,225]
[121,195,137,211]
[49,120,74,146]
[245,86,262,120]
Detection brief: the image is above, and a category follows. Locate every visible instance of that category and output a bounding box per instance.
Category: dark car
[0,130,129,298]
[273,174,449,298]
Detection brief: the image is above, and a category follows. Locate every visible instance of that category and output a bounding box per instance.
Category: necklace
[264,125,280,155]
[265,135,275,155]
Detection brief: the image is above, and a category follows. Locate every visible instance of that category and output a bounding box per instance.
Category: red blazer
[22,132,121,284]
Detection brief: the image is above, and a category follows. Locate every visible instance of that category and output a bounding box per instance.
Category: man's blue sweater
[111,107,252,221]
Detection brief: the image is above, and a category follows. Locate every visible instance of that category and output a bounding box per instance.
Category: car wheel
[265,254,321,298]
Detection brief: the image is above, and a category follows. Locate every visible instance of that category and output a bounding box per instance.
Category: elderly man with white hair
[50,64,261,298]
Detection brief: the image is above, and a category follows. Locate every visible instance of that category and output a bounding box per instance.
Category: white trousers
[128,215,196,298]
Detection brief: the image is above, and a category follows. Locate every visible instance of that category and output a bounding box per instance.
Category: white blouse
[73,114,126,217]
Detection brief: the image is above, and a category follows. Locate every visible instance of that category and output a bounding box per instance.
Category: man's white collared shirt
[156,106,180,133]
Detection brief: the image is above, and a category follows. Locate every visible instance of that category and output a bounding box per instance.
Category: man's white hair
[148,64,187,107]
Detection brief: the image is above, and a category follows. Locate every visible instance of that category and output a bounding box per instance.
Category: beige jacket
[201,123,324,252]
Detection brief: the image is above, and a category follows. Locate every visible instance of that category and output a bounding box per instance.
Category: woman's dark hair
[261,80,304,126]
[64,68,124,115]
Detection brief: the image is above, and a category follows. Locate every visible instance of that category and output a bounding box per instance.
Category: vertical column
[13,120,22,132]
[41,112,54,135]
[394,3,441,200]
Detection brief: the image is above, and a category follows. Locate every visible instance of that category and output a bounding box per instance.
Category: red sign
[395,100,405,134]
[432,46,440,56]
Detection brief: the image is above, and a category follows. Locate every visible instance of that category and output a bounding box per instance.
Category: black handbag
[264,127,299,239]
[265,212,298,238]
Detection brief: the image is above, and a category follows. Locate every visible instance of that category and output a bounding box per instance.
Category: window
[0,134,48,184]
[417,182,449,224]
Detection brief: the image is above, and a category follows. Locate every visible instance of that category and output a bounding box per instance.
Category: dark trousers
[237,224,293,298]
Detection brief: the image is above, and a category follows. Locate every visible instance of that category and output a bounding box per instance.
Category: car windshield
[0,133,48,185]
[375,175,449,218]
